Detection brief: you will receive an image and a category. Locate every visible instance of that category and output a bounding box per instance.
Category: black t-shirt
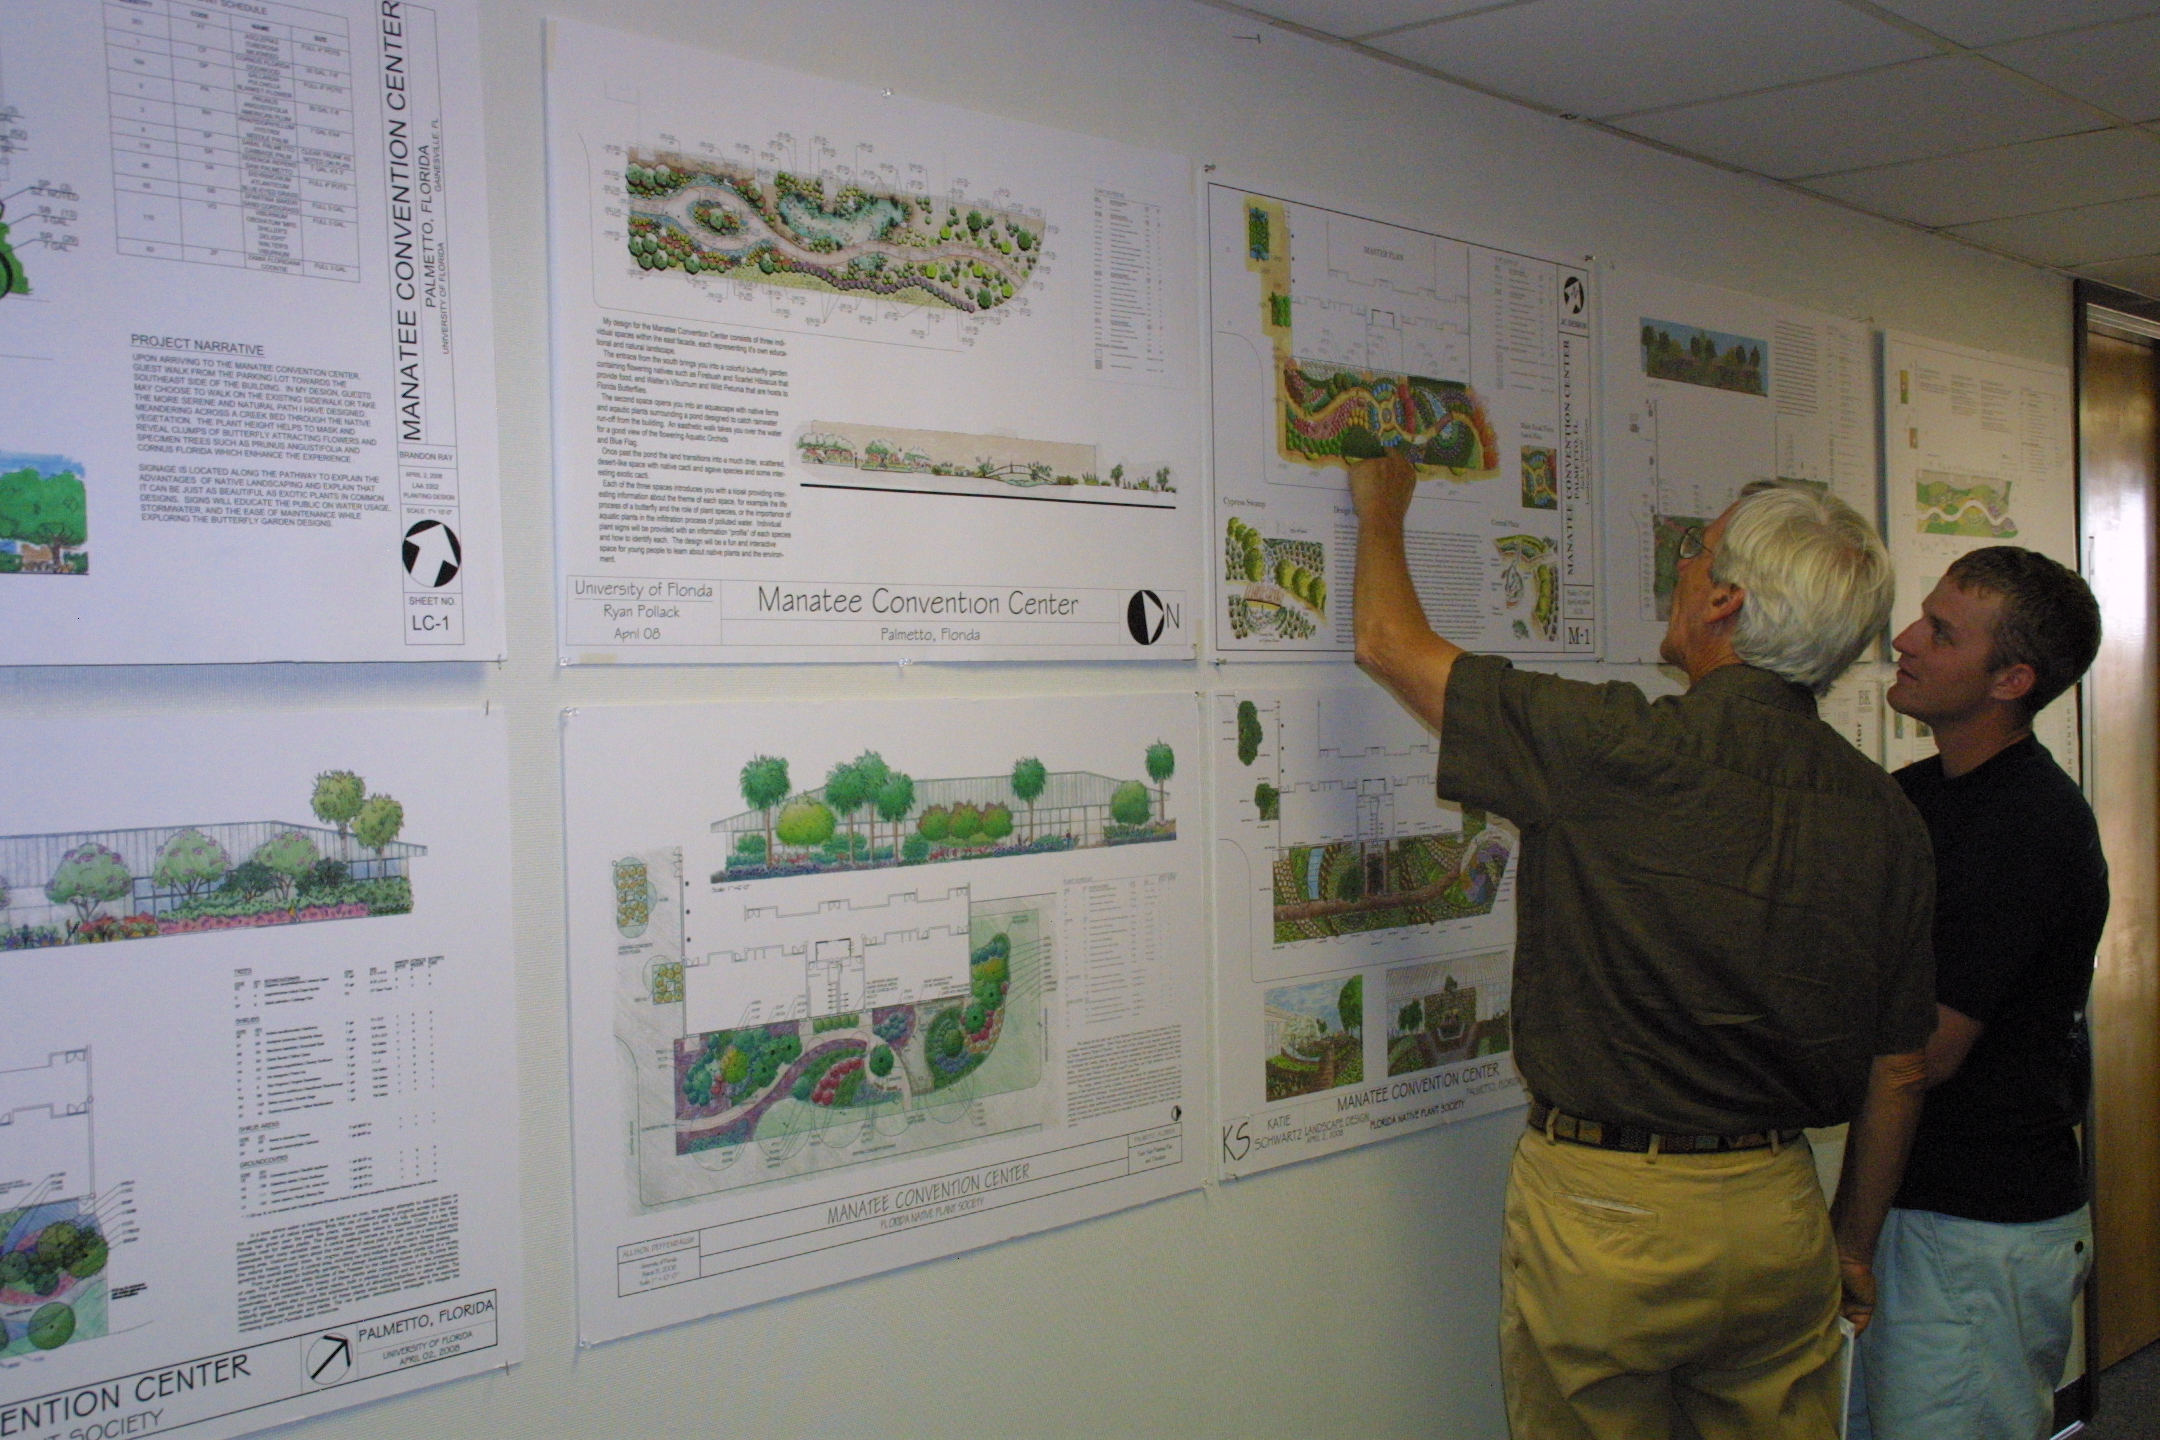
[1894,736,2109,1223]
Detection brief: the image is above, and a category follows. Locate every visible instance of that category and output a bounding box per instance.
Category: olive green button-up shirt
[1439,654,1936,1136]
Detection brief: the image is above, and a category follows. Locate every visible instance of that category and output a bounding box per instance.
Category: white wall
[0,2,2069,1435]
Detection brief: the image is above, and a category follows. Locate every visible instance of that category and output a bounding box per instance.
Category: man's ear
[1989,662,2037,706]
[1703,579,1745,628]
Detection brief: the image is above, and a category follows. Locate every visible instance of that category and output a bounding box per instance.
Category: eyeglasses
[1676,524,1707,561]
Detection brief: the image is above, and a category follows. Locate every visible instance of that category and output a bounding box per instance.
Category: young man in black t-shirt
[1852,546,2107,1440]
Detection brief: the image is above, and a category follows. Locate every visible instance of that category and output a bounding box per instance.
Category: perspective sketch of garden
[0,453,87,575]
[710,743,1178,884]
[1,769,419,949]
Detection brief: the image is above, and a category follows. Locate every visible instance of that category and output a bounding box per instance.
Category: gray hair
[1710,481,1893,695]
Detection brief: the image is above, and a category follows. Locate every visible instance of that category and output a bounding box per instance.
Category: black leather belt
[1527,1099,1804,1155]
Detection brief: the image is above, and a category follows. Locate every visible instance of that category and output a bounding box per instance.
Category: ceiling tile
[1237,0,1504,37]
[1799,128,2160,227]
[1986,17,2160,121]
[1866,0,2160,47]
[2075,253,2160,299]
[1615,56,2103,178]
[1950,194,2160,266]
[1370,0,1932,118]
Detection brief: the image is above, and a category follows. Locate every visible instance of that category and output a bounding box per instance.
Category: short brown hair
[1945,546,2101,718]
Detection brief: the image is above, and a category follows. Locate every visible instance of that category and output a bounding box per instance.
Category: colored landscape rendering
[1242,195,1500,482]
[1916,471,2018,538]
[670,908,1042,1159]
[795,421,1171,500]
[1273,820,1510,943]
[0,454,87,575]
[1640,318,1768,396]
[624,149,1042,314]
[1263,975,1363,1101]
[1,770,418,949]
[1495,534,1559,642]
[714,746,1176,884]
[1385,956,1511,1078]
[0,1201,108,1357]
[1223,517,1325,641]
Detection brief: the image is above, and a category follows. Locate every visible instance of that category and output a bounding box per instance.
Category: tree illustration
[0,875,9,911]
[1110,780,1151,828]
[311,770,366,852]
[1399,1000,1423,1035]
[875,772,916,859]
[1338,974,1364,1035]
[739,755,790,863]
[917,805,951,843]
[0,467,87,565]
[46,843,132,934]
[353,794,405,857]
[946,802,983,843]
[981,805,1014,842]
[1011,757,1047,841]
[1145,741,1176,822]
[153,828,230,898]
[824,759,872,867]
[253,830,320,909]
[1236,701,1262,765]
[1254,782,1280,821]
[774,797,836,857]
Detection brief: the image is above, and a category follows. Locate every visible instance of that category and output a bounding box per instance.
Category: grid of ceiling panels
[1226,0,2160,300]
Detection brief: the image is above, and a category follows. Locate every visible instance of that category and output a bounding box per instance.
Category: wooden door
[2085,315,2160,1368]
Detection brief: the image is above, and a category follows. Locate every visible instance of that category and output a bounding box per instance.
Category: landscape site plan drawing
[548,23,1202,663]
[1602,272,1874,664]
[1206,183,1594,658]
[0,709,521,1440]
[565,695,1204,1340]
[1881,332,2078,772]
[0,0,507,664]
[1212,687,1522,1179]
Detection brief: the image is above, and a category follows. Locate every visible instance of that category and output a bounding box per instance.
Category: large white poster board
[0,0,504,664]
[0,707,521,1439]
[546,23,1202,663]
[1207,183,1595,659]
[563,694,1205,1341]
[1880,332,2078,771]
[1602,272,1873,665]
[1211,685,1522,1178]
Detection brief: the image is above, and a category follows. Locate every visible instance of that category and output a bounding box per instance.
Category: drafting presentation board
[1602,271,1873,665]
[0,0,505,664]
[1211,686,1522,1179]
[0,708,521,1439]
[1207,182,1595,659]
[1880,332,2079,773]
[563,694,1205,1340]
[546,23,1202,663]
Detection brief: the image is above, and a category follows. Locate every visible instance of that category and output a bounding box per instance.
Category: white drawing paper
[563,693,1205,1341]
[1211,685,1522,1178]
[1880,332,2078,774]
[1206,182,1595,659]
[0,0,504,663]
[0,707,521,1439]
[1602,271,1873,665]
[546,23,1202,662]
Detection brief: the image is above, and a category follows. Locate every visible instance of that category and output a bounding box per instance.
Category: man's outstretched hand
[1347,453,1417,531]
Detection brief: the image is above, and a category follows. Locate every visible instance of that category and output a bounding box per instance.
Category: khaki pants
[1501,1129,1845,1440]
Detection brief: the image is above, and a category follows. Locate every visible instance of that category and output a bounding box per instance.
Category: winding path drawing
[624,149,1043,315]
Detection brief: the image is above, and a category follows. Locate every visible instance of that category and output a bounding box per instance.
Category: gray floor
[2082,1339,2160,1438]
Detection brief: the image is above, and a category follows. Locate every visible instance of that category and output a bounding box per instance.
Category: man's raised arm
[1350,454,1464,732]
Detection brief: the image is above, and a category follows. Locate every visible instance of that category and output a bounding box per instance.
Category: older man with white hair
[1350,459,1937,1440]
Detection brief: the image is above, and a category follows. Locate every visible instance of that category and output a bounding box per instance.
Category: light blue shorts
[1849,1204,2091,1440]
